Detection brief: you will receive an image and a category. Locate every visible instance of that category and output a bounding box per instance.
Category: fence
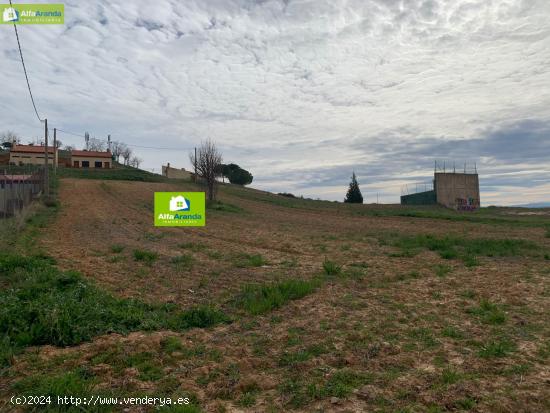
[0,165,45,219]
[401,181,434,196]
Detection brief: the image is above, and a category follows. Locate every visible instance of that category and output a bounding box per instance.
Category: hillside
[1,177,550,412]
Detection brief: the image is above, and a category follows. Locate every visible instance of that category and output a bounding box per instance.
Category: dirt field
[3,178,550,412]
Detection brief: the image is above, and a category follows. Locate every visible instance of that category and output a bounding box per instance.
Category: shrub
[133,249,158,263]
[322,258,341,275]
[110,244,125,253]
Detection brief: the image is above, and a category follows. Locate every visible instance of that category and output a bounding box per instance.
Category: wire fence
[0,165,45,219]
[401,181,434,196]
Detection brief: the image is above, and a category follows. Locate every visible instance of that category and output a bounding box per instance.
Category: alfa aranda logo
[154,192,205,227]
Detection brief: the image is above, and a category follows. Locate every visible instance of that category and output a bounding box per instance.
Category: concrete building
[401,164,480,211]
[162,163,192,180]
[71,150,112,168]
[9,144,57,166]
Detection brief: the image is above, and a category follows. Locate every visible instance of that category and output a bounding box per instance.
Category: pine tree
[344,172,363,204]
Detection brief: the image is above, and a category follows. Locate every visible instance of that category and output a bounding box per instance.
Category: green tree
[344,172,363,204]
[228,167,253,185]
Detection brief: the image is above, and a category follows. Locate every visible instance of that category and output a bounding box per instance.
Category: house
[71,150,112,168]
[169,195,189,211]
[9,144,57,166]
[162,163,192,180]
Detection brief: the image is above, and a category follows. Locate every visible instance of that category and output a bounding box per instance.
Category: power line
[9,0,43,122]
[55,128,193,151]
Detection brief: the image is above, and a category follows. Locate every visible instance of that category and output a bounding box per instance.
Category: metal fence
[0,165,45,219]
[401,181,434,196]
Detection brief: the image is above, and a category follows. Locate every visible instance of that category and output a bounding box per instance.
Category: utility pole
[194,147,197,183]
[108,134,111,152]
[53,128,57,176]
[44,119,49,197]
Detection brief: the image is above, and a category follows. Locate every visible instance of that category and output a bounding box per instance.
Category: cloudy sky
[1,0,549,205]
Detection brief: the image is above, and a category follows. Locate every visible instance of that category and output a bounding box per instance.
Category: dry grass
[1,178,550,412]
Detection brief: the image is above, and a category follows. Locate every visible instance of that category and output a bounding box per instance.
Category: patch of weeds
[127,351,164,381]
[233,253,266,268]
[536,340,550,359]
[467,299,507,325]
[340,244,351,251]
[318,369,373,398]
[157,403,203,413]
[169,306,230,330]
[170,254,194,270]
[434,264,451,278]
[12,367,98,402]
[234,278,321,315]
[442,325,464,340]
[460,290,476,299]
[385,233,541,265]
[408,328,439,349]
[207,200,243,213]
[236,383,260,407]
[545,253,550,260]
[349,262,369,268]
[178,242,208,252]
[453,397,477,410]
[161,336,184,354]
[110,244,125,253]
[133,249,158,264]
[478,338,516,358]
[322,258,341,275]
[280,258,298,268]
[206,250,223,260]
[279,378,310,409]
[107,255,125,263]
[440,367,462,385]
[278,344,327,366]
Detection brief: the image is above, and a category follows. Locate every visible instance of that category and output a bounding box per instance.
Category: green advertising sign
[1,4,64,24]
[154,192,205,227]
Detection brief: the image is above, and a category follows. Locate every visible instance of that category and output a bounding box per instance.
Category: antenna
[84,132,90,150]
[108,134,111,152]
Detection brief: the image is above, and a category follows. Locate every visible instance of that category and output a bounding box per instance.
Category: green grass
[322,258,342,275]
[178,241,208,252]
[384,233,540,265]
[206,200,243,213]
[57,165,170,182]
[0,254,229,367]
[170,254,194,269]
[233,253,267,268]
[467,299,507,325]
[434,264,451,278]
[133,249,158,264]
[110,244,125,253]
[478,338,516,358]
[234,278,321,315]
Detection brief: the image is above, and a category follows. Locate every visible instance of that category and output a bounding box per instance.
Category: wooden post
[53,128,57,175]
[44,119,49,197]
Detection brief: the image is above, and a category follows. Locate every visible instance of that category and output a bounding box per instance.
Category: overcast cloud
[1,0,549,205]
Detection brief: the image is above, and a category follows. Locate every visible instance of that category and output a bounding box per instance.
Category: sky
[1,0,549,205]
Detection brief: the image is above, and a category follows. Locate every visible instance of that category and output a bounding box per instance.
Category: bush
[322,258,341,275]
[133,249,158,263]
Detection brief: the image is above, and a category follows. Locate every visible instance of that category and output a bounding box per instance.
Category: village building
[9,144,57,166]
[71,150,112,168]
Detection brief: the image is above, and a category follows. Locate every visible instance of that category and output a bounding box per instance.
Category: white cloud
[1,0,549,204]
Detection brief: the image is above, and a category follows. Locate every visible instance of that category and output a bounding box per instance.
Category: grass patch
[434,264,452,278]
[478,338,516,358]
[170,254,194,269]
[178,242,208,252]
[57,164,170,182]
[133,249,158,264]
[233,253,267,268]
[110,244,125,254]
[235,278,321,315]
[206,200,243,213]
[322,258,342,275]
[384,233,540,265]
[0,254,229,367]
[467,299,507,325]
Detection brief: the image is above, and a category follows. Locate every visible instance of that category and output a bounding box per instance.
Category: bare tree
[130,156,142,169]
[121,146,132,166]
[0,130,21,145]
[64,144,75,152]
[88,138,106,151]
[189,139,222,201]
[111,141,126,163]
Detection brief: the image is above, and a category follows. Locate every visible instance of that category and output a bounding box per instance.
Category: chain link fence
[0,165,45,219]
